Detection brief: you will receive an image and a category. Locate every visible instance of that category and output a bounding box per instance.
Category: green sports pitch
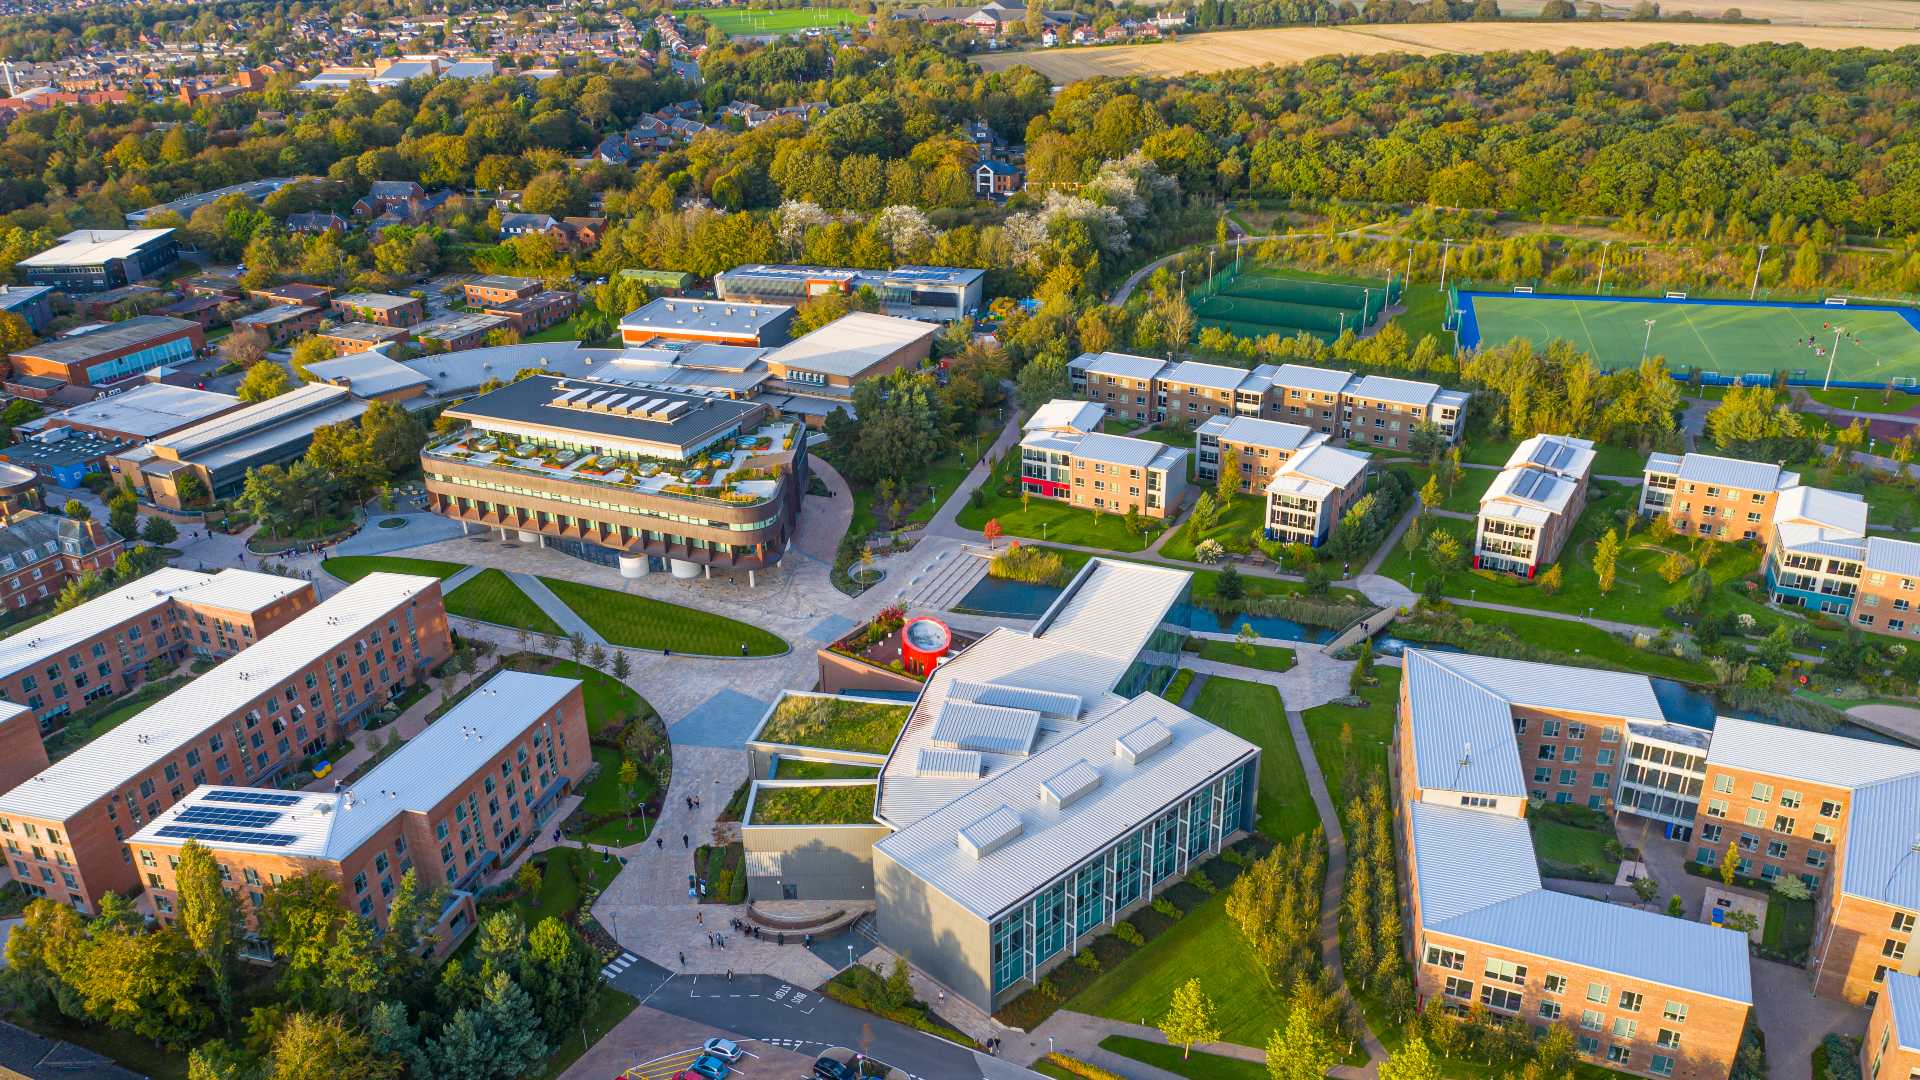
[1459,292,1920,383]
[1192,268,1396,343]
[672,6,859,34]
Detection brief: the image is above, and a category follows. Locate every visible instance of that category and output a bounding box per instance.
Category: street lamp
[1751,244,1769,300]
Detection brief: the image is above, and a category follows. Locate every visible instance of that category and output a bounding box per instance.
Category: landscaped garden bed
[747,783,878,825]
[755,692,910,754]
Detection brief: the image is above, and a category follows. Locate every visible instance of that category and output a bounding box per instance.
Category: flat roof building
[17,229,179,294]
[232,304,324,347]
[412,311,511,352]
[463,276,543,307]
[315,322,411,355]
[0,286,55,334]
[301,350,430,402]
[423,375,808,579]
[129,669,589,953]
[716,264,985,321]
[759,312,936,389]
[619,297,796,348]
[8,316,204,388]
[0,429,131,489]
[124,178,306,226]
[1475,434,1596,577]
[330,292,425,328]
[42,384,243,443]
[0,571,452,912]
[116,383,368,506]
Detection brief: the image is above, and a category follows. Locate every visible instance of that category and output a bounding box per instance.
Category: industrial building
[39,384,243,444]
[0,572,452,911]
[109,383,368,506]
[715,264,986,321]
[619,297,796,347]
[16,229,180,293]
[7,316,204,387]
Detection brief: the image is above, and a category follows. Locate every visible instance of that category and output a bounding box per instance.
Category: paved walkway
[442,564,484,590]
[508,571,607,645]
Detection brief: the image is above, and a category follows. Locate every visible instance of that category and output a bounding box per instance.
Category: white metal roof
[875,558,1192,827]
[51,384,239,439]
[1161,360,1252,393]
[1198,414,1323,454]
[762,312,937,379]
[1887,973,1920,1052]
[1346,374,1440,408]
[0,567,304,686]
[620,297,793,338]
[1672,453,1795,492]
[1024,399,1106,435]
[1401,650,1526,798]
[1707,717,1920,789]
[930,701,1042,756]
[1415,650,1665,723]
[1866,537,1920,578]
[1643,451,1683,476]
[18,229,174,267]
[0,573,440,822]
[1775,486,1869,535]
[1839,774,1920,911]
[1265,442,1368,500]
[1070,351,1166,381]
[1268,364,1355,396]
[1408,801,1540,924]
[303,351,430,399]
[1481,465,1580,517]
[876,693,1257,918]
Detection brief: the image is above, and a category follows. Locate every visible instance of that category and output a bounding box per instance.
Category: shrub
[1151,897,1182,920]
[1185,869,1216,896]
[1820,1035,1863,1080]
[1075,950,1100,972]
[989,544,1069,586]
[1042,1053,1125,1080]
[1111,921,1145,947]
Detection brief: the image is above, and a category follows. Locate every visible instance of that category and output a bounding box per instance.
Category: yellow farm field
[975,21,1920,80]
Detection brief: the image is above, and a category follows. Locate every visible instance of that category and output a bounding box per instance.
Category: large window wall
[986,756,1255,997]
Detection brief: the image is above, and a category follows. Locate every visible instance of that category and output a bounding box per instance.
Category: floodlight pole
[1437,239,1457,296]
[1641,319,1656,364]
[1404,245,1414,288]
[1825,326,1844,390]
[1752,244,1770,300]
[1596,240,1612,294]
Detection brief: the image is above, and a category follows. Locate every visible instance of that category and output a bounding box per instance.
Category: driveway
[1750,959,1864,1080]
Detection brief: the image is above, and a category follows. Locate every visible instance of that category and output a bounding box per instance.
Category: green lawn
[1393,464,1498,516]
[1097,1035,1269,1080]
[1301,669,1400,808]
[1459,437,1648,478]
[1788,455,1920,529]
[1075,892,1298,1050]
[575,745,658,846]
[1393,282,1450,346]
[524,313,612,346]
[1101,418,1195,448]
[538,576,786,655]
[1161,490,1267,563]
[322,554,466,582]
[1799,386,1920,414]
[773,758,881,779]
[1379,483,1762,629]
[749,783,876,825]
[757,694,909,754]
[539,659,650,735]
[1763,892,1818,962]
[1193,639,1296,672]
[1392,605,1715,684]
[536,985,641,1080]
[675,5,860,33]
[1189,677,1317,842]
[445,568,564,635]
[497,845,623,927]
[955,456,1167,552]
[1531,815,1621,881]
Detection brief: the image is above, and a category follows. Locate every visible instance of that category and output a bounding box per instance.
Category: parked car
[687,1054,731,1080]
[813,1047,907,1080]
[701,1038,742,1062]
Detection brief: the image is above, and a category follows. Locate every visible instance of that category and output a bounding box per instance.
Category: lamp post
[1751,244,1770,300]
[1437,238,1457,296]
[1824,325,1846,390]
[1596,240,1612,294]
[1641,319,1657,364]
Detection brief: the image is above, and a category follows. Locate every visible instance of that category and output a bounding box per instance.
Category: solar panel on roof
[201,790,301,806]
[177,806,281,829]
[155,824,300,847]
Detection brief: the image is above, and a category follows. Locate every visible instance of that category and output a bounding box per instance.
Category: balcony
[424,421,799,509]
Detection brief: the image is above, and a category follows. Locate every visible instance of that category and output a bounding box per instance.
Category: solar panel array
[155,824,300,847]
[202,790,301,807]
[177,806,280,829]
[1511,469,1557,502]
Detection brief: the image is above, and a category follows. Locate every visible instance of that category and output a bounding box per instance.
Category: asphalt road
[601,951,1010,1079]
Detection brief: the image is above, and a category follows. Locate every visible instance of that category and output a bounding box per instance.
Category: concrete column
[538,535,546,548]
[460,520,470,536]
[748,569,756,589]
[703,564,710,580]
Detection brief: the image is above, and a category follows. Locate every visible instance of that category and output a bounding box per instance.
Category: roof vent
[1040,759,1100,810]
[957,805,1023,860]
[1115,720,1172,766]
[916,748,982,780]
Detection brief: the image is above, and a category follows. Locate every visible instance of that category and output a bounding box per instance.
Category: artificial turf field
[1193,268,1393,343]
[1464,293,1920,382]
[672,6,858,33]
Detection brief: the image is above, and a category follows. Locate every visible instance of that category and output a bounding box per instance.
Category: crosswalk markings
[601,950,639,980]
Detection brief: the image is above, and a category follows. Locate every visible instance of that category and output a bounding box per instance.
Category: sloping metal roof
[1268,364,1354,395]
[1408,801,1540,924]
[1066,432,1174,469]
[1401,650,1526,798]
[1198,414,1323,454]
[1644,451,1683,476]
[949,680,1081,720]
[1024,399,1106,435]
[1888,973,1920,1052]
[1040,759,1101,808]
[1840,774,1920,911]
[1418,651,1665,723]
[876,693,1256,918]
[762,313,937,378]
[916,749,983,779]
[930,701,1042,756]
[1347,374,1440,408]
[1161,360,1252,392]
[1481,465,1579,516]
[1776,486,1869,535]
[1069,351,1167,381]
[1673,453,1792,492]
[1866,537,1920,578]
[1707,717,1920,787]
[304,351,430,399]
[1507,433,1595,479]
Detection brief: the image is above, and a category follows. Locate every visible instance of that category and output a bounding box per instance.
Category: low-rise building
[112,383,369,506]
[40,384,242,444]
[315,322,410,355]
[232,304,323,347]
[0,429,129,488]
[1398,650,1753,1080]
[8,316,204,388]
[1193,414,1326,493]
[154,295,229,330]
[422,375,808,581]
[0,572,452,912]
[301,351,430,403]
[0,286,54,334]
[17,229,179,294]
[0,509,122,621]
[1342,374,1470,451]
[0,567,313,785]
[758,313,936,391]
[1764,486,1872,617]
[1474,434,1596,577]
[128,669,589,954]
[481,290,577,336]
[331,292,425,328]
[1019,399,1188,520]
[619,297,796,348]
[1863,973,1920,1077]
[412,311,511,352]
[462,275,542,307]
[1263,443,1372,549]
[248,283,335,309]
[1640,453,1799,543]
[716,264,985,321]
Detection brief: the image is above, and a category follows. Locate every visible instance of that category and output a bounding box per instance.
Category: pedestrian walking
[656,836,664,850]
[696,910,704,924]
[679,951,686,966]
[682,833,689,848]
[688,885,696,899]
[727,968,734,982]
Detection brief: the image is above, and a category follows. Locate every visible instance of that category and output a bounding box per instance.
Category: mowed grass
[1466,293,1920,382]
[538,576,786,656]
[1098,1035,1270,1080]
[1300,668,1400,807]
[1459,437,1648,478]
[1531,816,1621,880]
[955,459,1166,552]
[539,659,650,735]
[1193,639,1296,672]
[674,5,859,33]
[1188,677,1317,842]
[323,554,465,582]
[445,568,563,635]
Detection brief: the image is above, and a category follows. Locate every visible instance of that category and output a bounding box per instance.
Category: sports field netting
[1192,267,1396,343]
[1457,292,1920,383]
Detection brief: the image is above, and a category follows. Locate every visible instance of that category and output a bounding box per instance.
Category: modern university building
[735,558,1260,1013]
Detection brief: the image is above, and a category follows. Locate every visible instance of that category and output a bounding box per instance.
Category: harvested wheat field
[975,21,1920,80]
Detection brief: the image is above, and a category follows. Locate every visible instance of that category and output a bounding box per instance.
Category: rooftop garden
[426,420,797,505]
[748,782,878,826]
[755,692,911,754]
[827,605,964,682]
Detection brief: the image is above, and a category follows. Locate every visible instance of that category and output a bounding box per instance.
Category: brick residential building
[1863,973,1920,1078]
[1018,399,1188,519]
[1398,650,1753,1080]
[1640,453,1800,544]
[232,304,324,347]
[481,290,577,336]
[330,292,425,328]
[129,669,589,955]
[1262,443,1372,549]
[1474,434,1597,577]
[0,572,452,912]
[462,275,543,307]
[0,511,124,617]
